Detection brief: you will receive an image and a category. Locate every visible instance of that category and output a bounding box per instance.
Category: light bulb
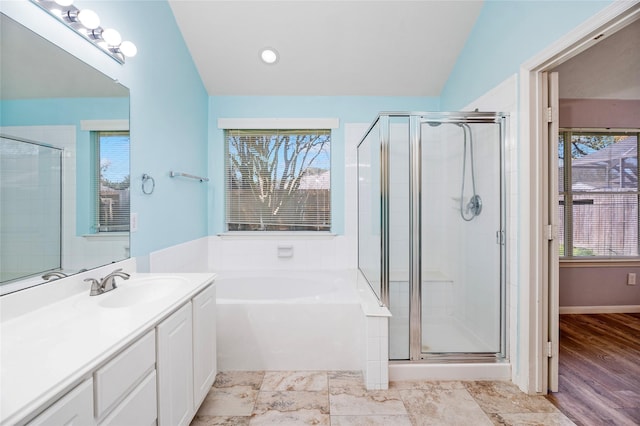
[101,28,122,46]
[54,0,74,6]
[77,9,100,29]
[119,41,137,58]
[260,48,279,64]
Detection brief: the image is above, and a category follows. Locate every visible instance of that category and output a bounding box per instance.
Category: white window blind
[225,129,331,231]
[93,131,130,232]
[559,131,639,257]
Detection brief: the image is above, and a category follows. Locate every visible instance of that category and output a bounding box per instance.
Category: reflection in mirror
[0,13,131,294]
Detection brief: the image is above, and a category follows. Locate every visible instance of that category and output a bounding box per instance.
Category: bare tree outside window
[226,129,331,231]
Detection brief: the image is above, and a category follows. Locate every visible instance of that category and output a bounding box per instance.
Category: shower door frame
[364,111,508,362]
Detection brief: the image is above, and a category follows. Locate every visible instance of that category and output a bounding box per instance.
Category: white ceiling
[168,0,484,96]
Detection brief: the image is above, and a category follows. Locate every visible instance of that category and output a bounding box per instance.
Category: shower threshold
[389,359,511,382]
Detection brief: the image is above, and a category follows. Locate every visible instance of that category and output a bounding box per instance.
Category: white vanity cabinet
[192,283,217,408]
[5,276,216,426]
[27,379,94,426]
[157,302,195,426]
[94,330,157,425]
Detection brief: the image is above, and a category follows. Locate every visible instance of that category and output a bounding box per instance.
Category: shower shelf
[422,270,453,283]
[389,270,453,283]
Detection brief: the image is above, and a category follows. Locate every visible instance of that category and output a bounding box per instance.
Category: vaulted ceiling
[168,0,484,96]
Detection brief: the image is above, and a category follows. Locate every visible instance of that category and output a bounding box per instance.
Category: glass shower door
[419,119,504,356]
[0,135,62,283]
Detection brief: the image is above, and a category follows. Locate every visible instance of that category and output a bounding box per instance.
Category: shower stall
[358,111,507,362]
[0,134,62,284]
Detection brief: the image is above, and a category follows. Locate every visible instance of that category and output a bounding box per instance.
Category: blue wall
[4,0,620,259]
[3,0,210,257]
[1,97,129,235]
[98,1,209,256]
[208,96,439,234]
[441,0,613,110]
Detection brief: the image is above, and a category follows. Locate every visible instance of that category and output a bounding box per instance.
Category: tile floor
[190,371,575,425]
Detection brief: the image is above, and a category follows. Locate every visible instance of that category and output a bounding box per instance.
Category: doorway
[523,1,640,395]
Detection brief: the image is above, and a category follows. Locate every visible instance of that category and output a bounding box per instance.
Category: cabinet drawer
[94,330,155,419]
[99,370,157,426]
[28,379,94,426]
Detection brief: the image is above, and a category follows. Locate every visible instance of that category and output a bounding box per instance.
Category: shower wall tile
[364,316,389,390]
[463,73,518,372]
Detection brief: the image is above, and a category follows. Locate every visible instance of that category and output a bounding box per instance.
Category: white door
[542,71,560,392]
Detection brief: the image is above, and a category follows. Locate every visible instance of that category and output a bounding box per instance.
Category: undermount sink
[97,276,188,308]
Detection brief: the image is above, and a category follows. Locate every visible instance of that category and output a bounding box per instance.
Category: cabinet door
[192,283,217,408]
[28,379,94,426]
[94,330,155,419]
[99,371,156,426]
[157,302,194,426]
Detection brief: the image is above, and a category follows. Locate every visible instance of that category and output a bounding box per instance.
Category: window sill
[560,258,640,268]
[82,232,129,239]
[217,231,337,240]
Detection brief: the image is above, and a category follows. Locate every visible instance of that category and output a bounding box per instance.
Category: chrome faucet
[42,271,67,280]
[84,268,130,296]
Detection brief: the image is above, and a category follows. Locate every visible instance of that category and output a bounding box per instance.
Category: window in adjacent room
[558,130,639,258]
[94,131,130,232]
[225,129,331,231]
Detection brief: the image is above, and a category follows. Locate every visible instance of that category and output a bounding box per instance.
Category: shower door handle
[496,230,505,245]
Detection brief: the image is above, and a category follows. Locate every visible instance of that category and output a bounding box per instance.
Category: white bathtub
[215,269,364,371]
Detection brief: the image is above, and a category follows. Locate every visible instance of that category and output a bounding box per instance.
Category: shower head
[426,122,442,127]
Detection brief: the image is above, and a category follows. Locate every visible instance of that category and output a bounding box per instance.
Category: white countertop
[0,272,216,425]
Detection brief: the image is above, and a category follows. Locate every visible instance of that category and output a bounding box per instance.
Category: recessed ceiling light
[260,48,279,65]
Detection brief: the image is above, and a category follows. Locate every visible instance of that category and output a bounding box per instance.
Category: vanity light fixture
[260,48,279,65]
[77,9,100,30]
[30,0,137,64]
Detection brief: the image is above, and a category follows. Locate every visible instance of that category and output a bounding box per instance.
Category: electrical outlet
[628,272,637,286]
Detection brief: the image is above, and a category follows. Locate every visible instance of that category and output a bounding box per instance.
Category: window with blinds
[94,131,130,232]
[225,129,331,231]
[558,130,639,258]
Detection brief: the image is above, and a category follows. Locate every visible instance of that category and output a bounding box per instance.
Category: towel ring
[142,173,155,195]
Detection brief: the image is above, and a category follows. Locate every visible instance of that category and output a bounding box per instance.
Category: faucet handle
[84,278,102,296]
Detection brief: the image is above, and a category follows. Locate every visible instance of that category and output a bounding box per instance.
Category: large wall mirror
[0,13,130,294]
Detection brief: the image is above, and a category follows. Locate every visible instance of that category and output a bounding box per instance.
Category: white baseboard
[560,305,640,314]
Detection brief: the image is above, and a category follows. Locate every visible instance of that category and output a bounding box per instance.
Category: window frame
[559,128,640,261]
[93,130,130,234]
[224,128,332,232]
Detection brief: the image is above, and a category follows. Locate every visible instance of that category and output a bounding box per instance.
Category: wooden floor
[545,313,640,426]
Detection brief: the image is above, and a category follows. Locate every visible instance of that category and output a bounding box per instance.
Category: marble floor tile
[330,389,408,416]
[190,415,251,426]
[328,371,366,394]
[249,408,330,425]
[196,386,258,417]
[488,412,577,426]
[253,390,329,415]
[464,381,560,414]
[261,371,328,391]
[195,373,582,426]
[331,415,413,425]
[400,388,493,426]
[213,371,265,390]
